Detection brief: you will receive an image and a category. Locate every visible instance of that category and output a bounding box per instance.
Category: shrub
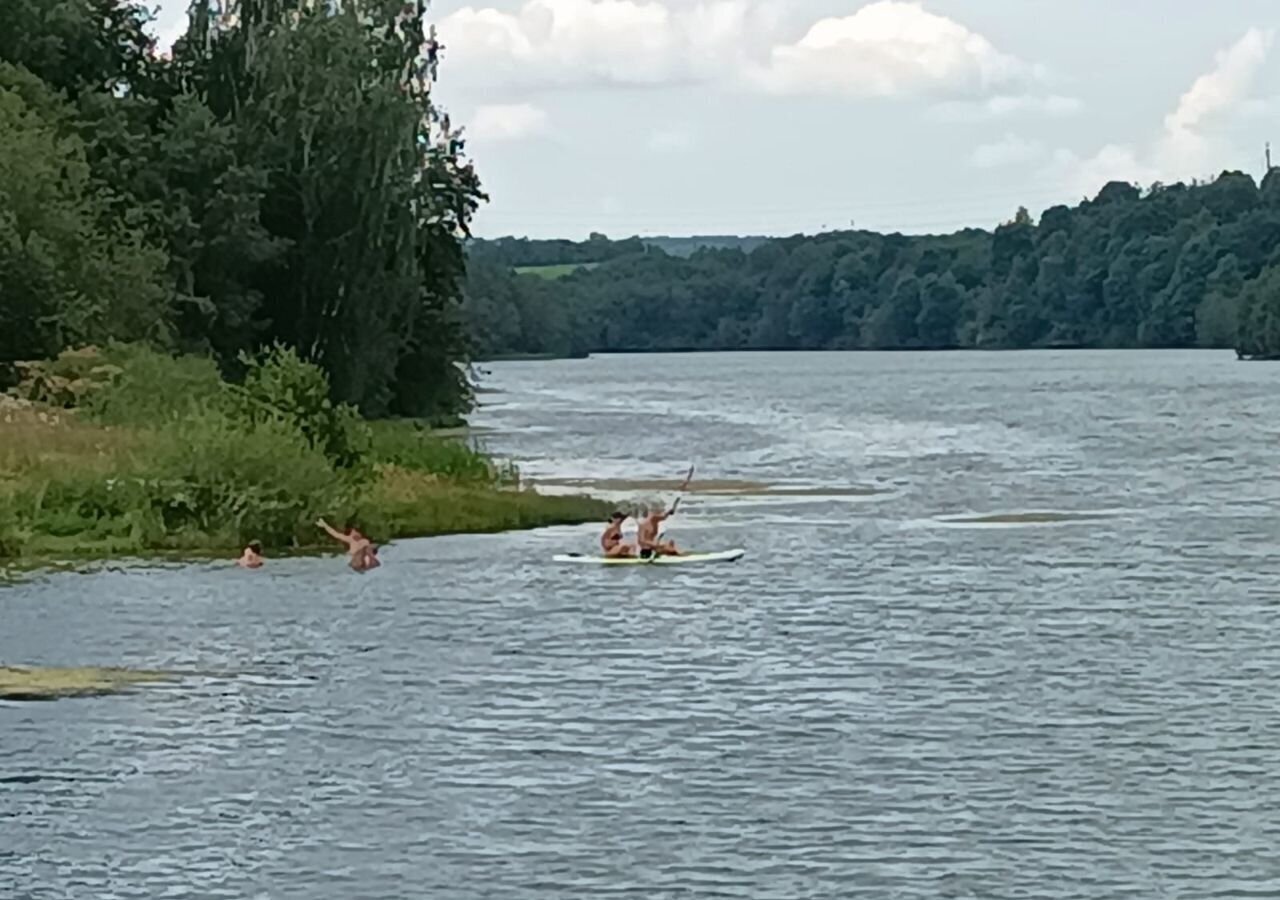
[81,343,227,424]
[145,411,351,545]
[7,346,123,408]
[228,343,371,469]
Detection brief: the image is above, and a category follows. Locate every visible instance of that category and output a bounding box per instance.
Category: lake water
[6,350,1280,898]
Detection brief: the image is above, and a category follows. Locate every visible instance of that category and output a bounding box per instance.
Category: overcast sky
[148,1,1280,239]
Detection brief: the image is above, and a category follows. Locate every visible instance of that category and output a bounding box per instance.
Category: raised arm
[316,518,354,547]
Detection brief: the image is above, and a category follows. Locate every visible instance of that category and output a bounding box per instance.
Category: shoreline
[475,346,1242,362]
[1,347,611,574]
[0,485,610,574]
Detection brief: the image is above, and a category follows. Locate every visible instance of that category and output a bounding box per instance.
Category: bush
[145,412,351,545]
[1,412,354,552]
[7,345,123,408]
[82,343,227,424]
[228,343,371,469]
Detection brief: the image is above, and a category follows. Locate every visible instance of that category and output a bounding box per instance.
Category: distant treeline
[462,171,1280,360]
[467,233,770,268]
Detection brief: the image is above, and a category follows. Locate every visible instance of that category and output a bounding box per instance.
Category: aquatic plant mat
[0,666,173,701]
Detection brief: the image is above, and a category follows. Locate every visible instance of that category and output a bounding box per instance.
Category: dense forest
[463,172,1280,360]
[7,2,1280,409]
[469,234,769,267]
[0,0,481,420]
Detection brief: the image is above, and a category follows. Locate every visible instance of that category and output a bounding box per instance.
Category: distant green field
[513,262,600,279]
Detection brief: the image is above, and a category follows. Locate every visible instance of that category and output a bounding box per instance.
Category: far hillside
[641,235,770,258]
[466,234,647,271]
[467,233,771,274]
[461,171,1280,361]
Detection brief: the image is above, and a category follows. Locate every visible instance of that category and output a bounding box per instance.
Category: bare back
[636,514,662,548]
[601,520,624,552]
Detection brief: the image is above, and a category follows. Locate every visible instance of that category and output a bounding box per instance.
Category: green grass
[0,346,608,564]
[513,262,600,279]
[359,465,609,539]
[0,411,608,562]
[367,419,510,483]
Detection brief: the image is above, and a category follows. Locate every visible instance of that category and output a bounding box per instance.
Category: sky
[147,0,1280,239]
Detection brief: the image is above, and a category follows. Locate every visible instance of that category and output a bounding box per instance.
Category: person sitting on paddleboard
[317,518,381,572]
[601,511,636,558]
[637,501,681,558]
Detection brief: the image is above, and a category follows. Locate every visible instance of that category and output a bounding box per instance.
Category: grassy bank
[0,345,608,564]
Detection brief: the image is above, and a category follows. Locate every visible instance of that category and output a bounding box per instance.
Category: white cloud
[1165,28,1273,133]
[469,104,550,141]
[1157,27,1274,174]
[439,0,1058,110]
[748,1,1035,98]
[438,0,753,89]
[970,134,1045,169]
[1048,145,1159,197]
[1049,27,1274,196]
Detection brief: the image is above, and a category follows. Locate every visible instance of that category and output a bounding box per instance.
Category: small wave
[530,477,889,497]
[936,510,1122,527]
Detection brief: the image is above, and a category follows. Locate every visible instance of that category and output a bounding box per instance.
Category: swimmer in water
[236,540,265,569]
[317,518,381,572]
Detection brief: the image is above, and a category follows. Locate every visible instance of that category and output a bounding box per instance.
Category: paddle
[650,463,694,559]
[670,463,695,514]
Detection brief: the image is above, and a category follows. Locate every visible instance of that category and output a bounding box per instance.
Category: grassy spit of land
[0,344,609,566]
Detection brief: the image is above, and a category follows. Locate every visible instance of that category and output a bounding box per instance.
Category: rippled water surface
[7,350,1280,898]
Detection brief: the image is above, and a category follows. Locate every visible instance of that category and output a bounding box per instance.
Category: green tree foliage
[0,0,155,98]
[0,66,168,366]
[469,234,648,268]
[463,173,1280,360]
[230,344,370,469]
[0,0,481,420]
[1236,263,1280,359]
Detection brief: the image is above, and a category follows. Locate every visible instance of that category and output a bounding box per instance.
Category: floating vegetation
[0,666,173,701]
